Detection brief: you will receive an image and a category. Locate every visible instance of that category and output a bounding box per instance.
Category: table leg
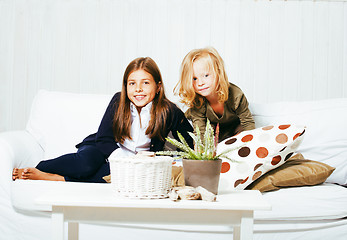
[233,225,240,240]
[68,222,79,240]
[52,206,65,240]
[239,211,254,240]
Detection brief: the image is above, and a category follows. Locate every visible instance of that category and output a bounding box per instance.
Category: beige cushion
[246,153,335,192]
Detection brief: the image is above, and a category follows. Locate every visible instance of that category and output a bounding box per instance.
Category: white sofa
[1,89,347,240]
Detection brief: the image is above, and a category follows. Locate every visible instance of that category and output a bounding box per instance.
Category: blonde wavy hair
[175,47,229,108]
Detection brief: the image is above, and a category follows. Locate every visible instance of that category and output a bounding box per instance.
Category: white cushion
[249,98,347,186]
[26,90,112,159]
[217,124,305,191]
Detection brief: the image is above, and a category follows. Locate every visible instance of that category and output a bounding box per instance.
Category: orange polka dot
[241,134,253,142]
[241,177,249,184]
[279,124,291,130]
[276,133,288,144]
[221,162,230,173]
[256,147,268,158]
[271,155,281,165]
[172,161,176,165]
[293,133,301,140]
[262,125,274,131]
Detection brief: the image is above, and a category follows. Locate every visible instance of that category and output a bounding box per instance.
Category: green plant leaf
[156,150,191,159]
[157,119,241,161]
[195,125,203,155]
[188,132,202,158]
[202,119,215,159]
[165,137,189,153]
[177,131,200,159]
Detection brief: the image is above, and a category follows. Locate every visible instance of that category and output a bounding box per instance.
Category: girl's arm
[234,93,255,131]
[95,93,121,157]
[185,106,207,138]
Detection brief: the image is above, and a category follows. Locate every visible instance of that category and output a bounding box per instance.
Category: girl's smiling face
[192,58,218,98]
[127,69,160,111]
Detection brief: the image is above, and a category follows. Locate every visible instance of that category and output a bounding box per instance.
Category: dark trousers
[36,145,110,183]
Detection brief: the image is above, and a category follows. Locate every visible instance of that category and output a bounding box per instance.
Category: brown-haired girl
[175,47,255,141]
[13,57,193,182]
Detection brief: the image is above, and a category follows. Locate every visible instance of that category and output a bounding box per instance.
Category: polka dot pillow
[217,124,306,191]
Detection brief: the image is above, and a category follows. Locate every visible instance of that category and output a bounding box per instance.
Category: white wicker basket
[109,155,173,199]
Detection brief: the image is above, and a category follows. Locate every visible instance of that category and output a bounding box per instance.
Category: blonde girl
[175,47,255,141]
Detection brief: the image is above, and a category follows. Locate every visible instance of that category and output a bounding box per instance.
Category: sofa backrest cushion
[26,90,112,159]
[249,98,347,186]
[26,90,346,187]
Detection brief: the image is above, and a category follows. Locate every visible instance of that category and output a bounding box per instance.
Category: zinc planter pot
[182,159,222,195]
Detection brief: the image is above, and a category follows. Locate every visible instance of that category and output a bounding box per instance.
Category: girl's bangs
[196,54,215,75]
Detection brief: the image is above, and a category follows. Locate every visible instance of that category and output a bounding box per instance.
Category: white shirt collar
[130,101,153,116]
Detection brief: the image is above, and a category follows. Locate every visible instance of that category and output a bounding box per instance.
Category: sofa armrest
[0,131,43,192]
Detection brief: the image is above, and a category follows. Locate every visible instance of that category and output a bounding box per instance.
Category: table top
[35,183,271,211]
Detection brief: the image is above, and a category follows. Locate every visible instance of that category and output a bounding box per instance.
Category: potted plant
[157,120,239,194]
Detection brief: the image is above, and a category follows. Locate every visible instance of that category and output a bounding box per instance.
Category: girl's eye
[144,81,150,85]
[193,77,197,81]
[204,74,209,77]
[128,82,135,86]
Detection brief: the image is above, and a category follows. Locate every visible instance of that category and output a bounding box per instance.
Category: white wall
[1,0,347,132]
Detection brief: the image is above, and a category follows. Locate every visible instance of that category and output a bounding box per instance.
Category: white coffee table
[35,184,271,240]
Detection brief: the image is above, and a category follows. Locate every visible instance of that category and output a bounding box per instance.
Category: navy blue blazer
[76,92,194,157]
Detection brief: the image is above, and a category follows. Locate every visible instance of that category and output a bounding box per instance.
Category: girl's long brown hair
[113,57,169,143]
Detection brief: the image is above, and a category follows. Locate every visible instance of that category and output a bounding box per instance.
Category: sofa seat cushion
[11,180,347,222]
